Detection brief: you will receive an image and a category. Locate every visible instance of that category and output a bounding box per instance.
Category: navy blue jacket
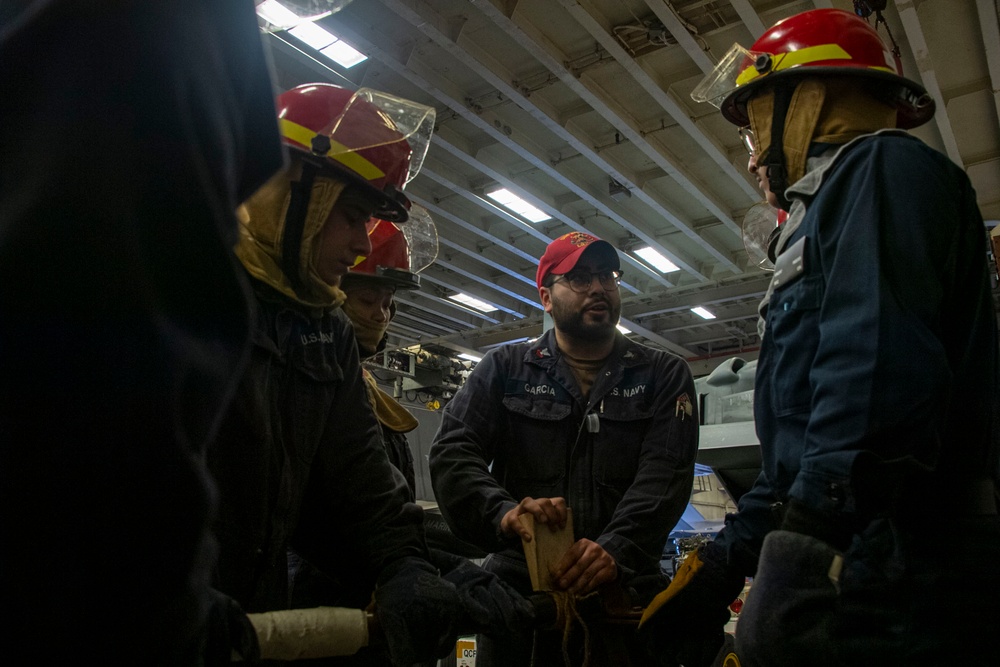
[716,131,1000,570]
[210,281,427,613]
[429,329,697,579]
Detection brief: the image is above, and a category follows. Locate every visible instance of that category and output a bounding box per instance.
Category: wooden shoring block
[519,508,574,592]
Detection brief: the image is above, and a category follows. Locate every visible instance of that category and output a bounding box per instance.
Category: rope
[532,590,598,667]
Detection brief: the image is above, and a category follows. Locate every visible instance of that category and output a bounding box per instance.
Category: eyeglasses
[553,269,623,293]
[739,126,755,157]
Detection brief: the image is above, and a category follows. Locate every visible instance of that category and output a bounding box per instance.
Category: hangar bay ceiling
[263,0,1000,366]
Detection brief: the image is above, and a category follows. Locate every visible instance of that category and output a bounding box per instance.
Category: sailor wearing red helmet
[639,8,999,667]
[209,83,532,665]
[339,215,433,495]
[287,212,505,649]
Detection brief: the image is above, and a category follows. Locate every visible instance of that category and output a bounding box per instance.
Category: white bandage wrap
[247,607,370,660]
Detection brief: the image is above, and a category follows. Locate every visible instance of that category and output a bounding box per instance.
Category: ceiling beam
[394,294,480,329]
[641,0,715,73]
[559,0,758,200]
[628,276,770,317]
[976,0,1000,125]
[466,0,745,238]
[372,0,729,277]
[433,255,540,310]
[619,317,697,357]
[893,0,962,164]
[430,132,698,283]
[439,236,536,288]
[728,0,766,38]
[419,272,524,319]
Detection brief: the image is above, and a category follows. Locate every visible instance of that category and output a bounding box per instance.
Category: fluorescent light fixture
[485,188,551,223]
[286,22,368,68]
[457,353,482,362]
[634,246,679,273]
[616,324,631,334]
[256,0,336,30]
[321,40,367,68]
[288,21,337,49]
[256,0,302,29]
[449,292,498,313]
[691,306,716,320]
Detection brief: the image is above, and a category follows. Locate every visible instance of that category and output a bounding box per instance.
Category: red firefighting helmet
[343,204,438,291]
[692,8,934,130]
[276,83,436,222]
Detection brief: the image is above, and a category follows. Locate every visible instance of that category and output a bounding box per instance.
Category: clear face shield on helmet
[742,202,789,272]
[691,44,764,109]
[255,0,354,32]
[349,204,439,290]
[319,88,436,190]
[397,204,439,274]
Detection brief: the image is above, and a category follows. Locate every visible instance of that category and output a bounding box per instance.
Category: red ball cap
[536,232,619,290]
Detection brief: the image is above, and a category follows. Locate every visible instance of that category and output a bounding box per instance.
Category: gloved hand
[779,497,853,551]
[428,547,536,637]
[733,499,849,666]
[204,588,260,665]
[734,529,842,667]
[374,556,462,666]
[636,541,745,667]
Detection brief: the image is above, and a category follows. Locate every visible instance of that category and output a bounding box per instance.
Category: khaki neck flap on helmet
[362,370,418,433]
[235,160,348,309]
[748,77,898,187]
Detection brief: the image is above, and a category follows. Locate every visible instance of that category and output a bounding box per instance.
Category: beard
[549,293,621,343]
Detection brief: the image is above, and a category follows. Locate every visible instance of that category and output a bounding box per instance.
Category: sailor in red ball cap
[430,230,699,666]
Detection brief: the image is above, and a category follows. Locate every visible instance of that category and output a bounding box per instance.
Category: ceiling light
[634,246,679,273]
[485,188,551,223]
[288,21,337,49]
[457,353,482,362]
[691,306,716,320]
[320,40,367,68]
[256,0,340,31]
[449,292,498,313]
[616,324,631,334]
[256,0,302,29]
[285,22,367,68]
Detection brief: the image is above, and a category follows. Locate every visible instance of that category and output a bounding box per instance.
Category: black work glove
[636,541,745,667]
[204,589,260,665]
[780,497,853,551]
[374,556,462,666]
[428,547,536,637]
[734,499,851,666]
[734,529,843,667]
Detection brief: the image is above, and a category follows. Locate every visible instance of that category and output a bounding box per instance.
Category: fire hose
[235,586,645,661]
[241,606,374,661]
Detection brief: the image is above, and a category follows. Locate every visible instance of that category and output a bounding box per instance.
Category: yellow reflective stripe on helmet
[736,44,855,86]
[280,119,386,181]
